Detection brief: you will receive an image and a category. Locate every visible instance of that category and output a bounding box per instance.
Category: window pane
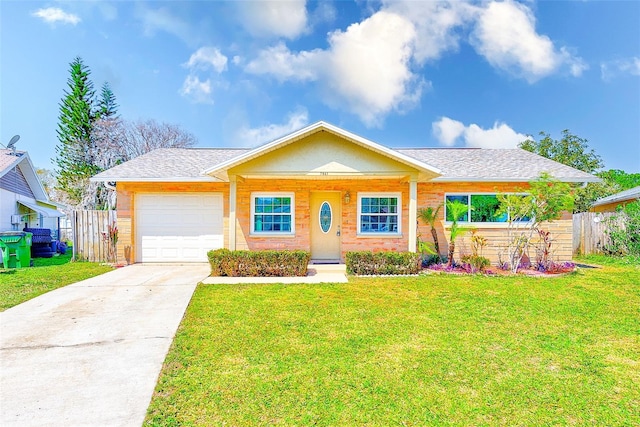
[470,195,506,222]
[254,196,292,232]
[445,195,469,221]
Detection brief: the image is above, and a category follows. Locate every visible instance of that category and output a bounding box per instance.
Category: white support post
[408,178,418,253]
[229,176,237,250]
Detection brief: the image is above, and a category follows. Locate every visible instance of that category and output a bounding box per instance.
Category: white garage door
[136,193,223,263]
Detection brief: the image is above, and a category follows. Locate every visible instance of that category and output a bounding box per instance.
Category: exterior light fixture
[344,191,351,204]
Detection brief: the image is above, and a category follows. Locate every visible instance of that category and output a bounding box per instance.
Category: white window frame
[250,192,295,236]
[444,192,532,226]
[357,192,402,237]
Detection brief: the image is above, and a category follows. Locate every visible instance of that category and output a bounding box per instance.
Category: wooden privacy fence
[72,210,117,262]
[572,212,625,255]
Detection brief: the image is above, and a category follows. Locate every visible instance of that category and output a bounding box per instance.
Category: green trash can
[0,231,31,269]
[19,232,33,267]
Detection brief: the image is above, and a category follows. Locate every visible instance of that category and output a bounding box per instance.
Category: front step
[307,264,346,275]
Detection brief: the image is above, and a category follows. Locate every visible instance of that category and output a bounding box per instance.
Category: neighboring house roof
[0,149,49,200]
[91,122,600,184]
[592,185,640,207]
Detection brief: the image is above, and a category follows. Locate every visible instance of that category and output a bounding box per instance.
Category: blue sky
[1,0,639,173]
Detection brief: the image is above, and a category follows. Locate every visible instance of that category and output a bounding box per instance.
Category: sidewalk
[202,264,348,284]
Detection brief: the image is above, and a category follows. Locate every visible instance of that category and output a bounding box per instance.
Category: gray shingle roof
[397,148,598,182]
[92,145,599,183]
[91,148,249,181]
[592,185,640,207]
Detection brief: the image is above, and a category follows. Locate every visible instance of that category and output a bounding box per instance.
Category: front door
[310,192,341,261]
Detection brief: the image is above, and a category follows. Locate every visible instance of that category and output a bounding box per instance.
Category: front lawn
[0,253,114,311]
[146,257,639,426]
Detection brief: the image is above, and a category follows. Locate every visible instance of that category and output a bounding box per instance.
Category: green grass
[0,252,114,311]
[146,258,640,426]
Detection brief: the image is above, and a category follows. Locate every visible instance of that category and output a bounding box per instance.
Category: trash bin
[20,232,33,267]
[0,231,31,269]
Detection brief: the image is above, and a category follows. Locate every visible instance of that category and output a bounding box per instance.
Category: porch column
[408,178,418,252]
[229,175,237,250]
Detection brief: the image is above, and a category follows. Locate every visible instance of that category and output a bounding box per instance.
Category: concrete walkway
[202,263,348,284]
[0,263,210,427]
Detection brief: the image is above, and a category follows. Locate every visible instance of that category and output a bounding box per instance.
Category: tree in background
[118,119,197,160]
[54,58,197,209]
[54,57,98,207]
[518,130,640,212]
[90,82,122,209]
[93,118,196,168]
[519,130,604,173]
[96,82,118,120]
[35,168,60,201]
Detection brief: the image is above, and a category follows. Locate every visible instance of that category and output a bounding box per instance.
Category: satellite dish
[7,135,20,149]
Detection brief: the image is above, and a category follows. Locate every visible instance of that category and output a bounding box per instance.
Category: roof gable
[204,121,441,181]
[0,150,48,200]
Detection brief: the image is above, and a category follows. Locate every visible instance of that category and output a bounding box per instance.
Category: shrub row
[207,249,310,277]
[346,251,421,275]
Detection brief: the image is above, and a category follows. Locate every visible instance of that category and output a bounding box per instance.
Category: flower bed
[426,261,577,276]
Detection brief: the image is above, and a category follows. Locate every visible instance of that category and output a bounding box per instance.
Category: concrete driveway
[0,263,210,427]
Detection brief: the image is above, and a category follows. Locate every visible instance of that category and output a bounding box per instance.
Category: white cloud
[323,11,422,126]
[235,109,309,147]
[433,117,530,149]
[310,0,337,26]
[383,0,477,63]
[432,117,465,146]
[470,0,586,82]
[246,11,423,127]
[180,47,228,104]
[32,7,81,25]
[245,42,322,82]
[179,75,213,105]
[137,5,194,44]
[238,0,308,39]
[244,1,586,126]
[601,57,640,81]
[184,47,228,73]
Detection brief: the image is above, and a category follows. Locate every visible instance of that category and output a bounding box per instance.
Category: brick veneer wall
[234,179,409,259]
[115,179,574,264]
[417,182,574,263]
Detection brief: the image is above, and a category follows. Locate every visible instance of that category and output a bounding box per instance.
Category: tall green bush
[604,201,640,256]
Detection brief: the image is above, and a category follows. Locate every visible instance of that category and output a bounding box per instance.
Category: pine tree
[54,57,99,207]
[97,82,119,120]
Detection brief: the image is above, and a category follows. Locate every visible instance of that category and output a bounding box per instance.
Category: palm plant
[418,205,442,256]
[445,200,471,267]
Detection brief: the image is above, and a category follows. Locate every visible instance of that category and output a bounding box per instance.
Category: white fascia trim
[203,121,442,177]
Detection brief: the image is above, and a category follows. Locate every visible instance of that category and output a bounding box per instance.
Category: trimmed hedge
[207,249,310,277]
[346,251,421,275]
